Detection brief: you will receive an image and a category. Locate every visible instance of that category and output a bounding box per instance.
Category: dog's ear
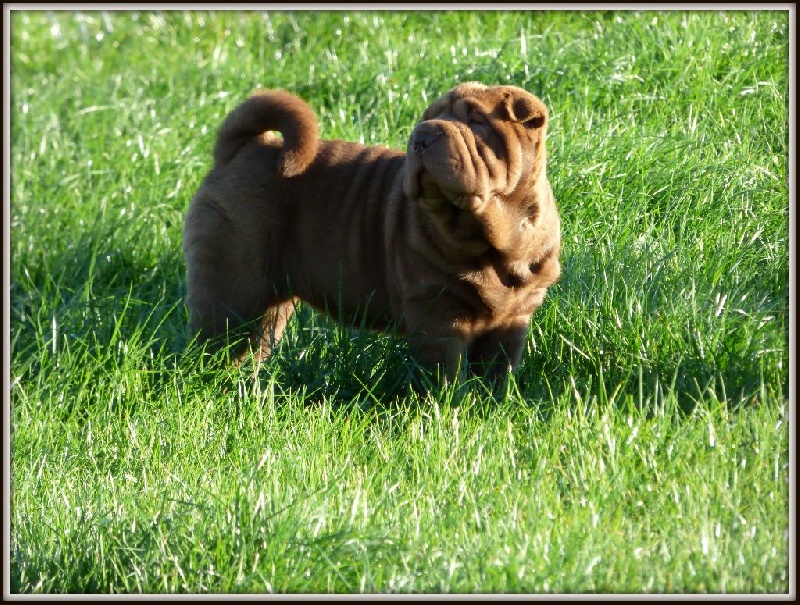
[503,93,547,130]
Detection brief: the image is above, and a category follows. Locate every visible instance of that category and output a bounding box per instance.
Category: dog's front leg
[467,321,530,384]
[406,323,470,386]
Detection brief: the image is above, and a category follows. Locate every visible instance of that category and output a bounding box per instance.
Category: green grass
[8,9,790,594]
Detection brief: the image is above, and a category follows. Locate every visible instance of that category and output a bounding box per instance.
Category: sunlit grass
[8,9,790,594]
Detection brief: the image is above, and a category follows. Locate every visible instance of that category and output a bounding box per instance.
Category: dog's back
[184,90,410,356]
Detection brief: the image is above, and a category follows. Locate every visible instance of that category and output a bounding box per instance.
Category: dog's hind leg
[184,264,271,362]
[183,204,278,361]
[252,298,298,363]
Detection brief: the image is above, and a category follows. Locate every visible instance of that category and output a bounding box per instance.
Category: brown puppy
[183,82,561,383]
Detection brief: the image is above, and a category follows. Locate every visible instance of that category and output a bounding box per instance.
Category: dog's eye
[467,111,487,125]
[523,115,545,129]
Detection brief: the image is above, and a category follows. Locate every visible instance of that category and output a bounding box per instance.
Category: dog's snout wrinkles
[411,122,443,155]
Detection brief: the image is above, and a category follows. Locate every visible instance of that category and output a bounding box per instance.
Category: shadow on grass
[11,219,782,427]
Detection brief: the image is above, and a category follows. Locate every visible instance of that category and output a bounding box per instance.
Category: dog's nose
[410,123,443,155]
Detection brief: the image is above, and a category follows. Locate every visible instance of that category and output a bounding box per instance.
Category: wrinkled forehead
[423,82,547,125]
[451,82,536,108]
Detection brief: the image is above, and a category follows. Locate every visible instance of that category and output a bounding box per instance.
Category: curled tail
[213,89,319,177]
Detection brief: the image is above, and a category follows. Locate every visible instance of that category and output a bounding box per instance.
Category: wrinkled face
[404,82,549,212]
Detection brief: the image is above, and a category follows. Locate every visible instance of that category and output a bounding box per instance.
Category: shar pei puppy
[183,82,561,384]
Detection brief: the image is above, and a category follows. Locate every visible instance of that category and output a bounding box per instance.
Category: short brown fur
[183,83,561,383]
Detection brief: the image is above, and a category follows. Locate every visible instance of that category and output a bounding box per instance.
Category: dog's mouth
[406,141,480,207]
[412,168,483,213]
[407,165,493,252]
